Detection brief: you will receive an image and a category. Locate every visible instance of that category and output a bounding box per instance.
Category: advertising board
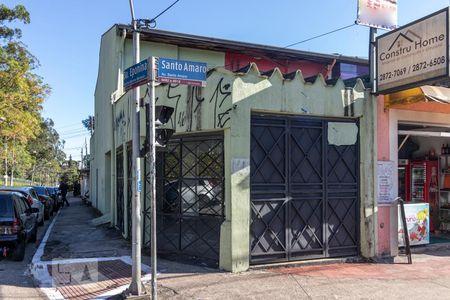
[376,8,449,94]
[356,0,397,30]
[398,202,430,247]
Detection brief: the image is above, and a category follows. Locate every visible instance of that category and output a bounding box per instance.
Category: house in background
[91,24,378,272]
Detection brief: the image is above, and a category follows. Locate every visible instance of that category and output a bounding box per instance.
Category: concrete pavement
[25,195,450,299]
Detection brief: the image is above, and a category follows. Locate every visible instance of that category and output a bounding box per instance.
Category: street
[0,195,450,299]
[0,213,52,299]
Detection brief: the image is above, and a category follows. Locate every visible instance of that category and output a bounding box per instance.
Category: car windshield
[34,186,48,196]
[0,194,14,218]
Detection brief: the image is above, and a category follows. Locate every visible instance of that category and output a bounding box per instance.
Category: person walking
[59,180,70,207]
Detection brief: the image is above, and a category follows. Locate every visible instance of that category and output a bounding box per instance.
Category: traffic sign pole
[148,56,158,300]
[128,0,144,296]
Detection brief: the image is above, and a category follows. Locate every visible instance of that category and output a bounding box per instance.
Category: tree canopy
[0,4,67,185]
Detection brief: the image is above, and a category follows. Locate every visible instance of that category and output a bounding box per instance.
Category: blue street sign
[156,58,207,87]
[124,58,151,91]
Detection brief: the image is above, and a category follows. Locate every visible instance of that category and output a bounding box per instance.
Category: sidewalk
[154,249,450,299]
[31,196,152,300]
[30,196,450,299]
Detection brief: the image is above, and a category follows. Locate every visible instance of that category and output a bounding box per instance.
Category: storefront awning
[385,85,450,108]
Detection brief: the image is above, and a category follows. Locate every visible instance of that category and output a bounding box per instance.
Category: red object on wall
[224,52,327,78]
[410,160,439,231]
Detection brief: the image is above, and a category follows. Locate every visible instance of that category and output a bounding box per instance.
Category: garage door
[250,114,359,264]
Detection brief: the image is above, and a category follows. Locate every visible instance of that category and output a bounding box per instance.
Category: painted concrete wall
[151,63,378,271]
[94,25,377,271]
[93,25,226,236]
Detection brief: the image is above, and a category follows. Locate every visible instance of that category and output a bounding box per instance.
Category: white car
[0,186,45,226]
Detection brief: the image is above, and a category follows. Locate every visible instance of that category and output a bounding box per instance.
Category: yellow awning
[385,85,450,108]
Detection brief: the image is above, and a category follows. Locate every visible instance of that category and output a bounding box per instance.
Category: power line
[152,0,180,22]
[284,23,357,48]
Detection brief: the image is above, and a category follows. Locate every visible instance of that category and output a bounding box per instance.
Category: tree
[1,4,50,145]
[27,118,65,183]
[0,4,53,184]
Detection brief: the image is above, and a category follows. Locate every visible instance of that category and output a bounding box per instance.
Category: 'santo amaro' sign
[376,8,449,94]
[156,58,207,87]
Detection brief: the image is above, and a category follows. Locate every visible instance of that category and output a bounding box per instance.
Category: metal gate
[116,147,125,234]
[144,135,225,265]
[250,114,359,264]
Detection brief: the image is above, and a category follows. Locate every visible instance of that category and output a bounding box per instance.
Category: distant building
[91,24,377,271]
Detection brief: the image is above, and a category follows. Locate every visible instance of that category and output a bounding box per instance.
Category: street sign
[376,7,449,94]
[156,57,207,87]
[124,58,151,92]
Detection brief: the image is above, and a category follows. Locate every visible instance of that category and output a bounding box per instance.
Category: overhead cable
[152,0,180,22]
[284,23,357,48]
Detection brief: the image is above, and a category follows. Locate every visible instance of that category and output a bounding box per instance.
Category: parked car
[0,191,38,261]
[46,187,60,211]
[164,179,222,216]
[0,186,45,226]
[33,186,54,219]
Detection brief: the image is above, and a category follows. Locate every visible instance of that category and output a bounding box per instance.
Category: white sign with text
[376,8,449,93]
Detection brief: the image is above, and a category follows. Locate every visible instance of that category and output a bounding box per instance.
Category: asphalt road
[0,212,55,299]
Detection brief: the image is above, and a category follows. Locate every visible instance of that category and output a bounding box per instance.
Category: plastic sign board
[376,8,449,94]
[124,58,151,92]
[156,58,207,87]
[356,0,397,30]
[398,203,430,247]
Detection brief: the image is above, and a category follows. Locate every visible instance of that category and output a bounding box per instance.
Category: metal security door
[145,135,225,266]
[250,114,359,264]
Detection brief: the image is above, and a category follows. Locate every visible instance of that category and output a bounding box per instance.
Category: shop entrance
[397,122,450,245]
[250,113,360,264]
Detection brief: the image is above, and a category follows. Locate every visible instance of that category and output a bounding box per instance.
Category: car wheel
[28,225,37,243]
[12,240,26,261]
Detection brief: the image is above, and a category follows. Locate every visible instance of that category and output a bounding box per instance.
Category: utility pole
[148,57,157,300]
[369,27,377,93]
[127,0,145,296]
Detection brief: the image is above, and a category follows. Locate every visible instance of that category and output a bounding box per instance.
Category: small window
[0,194,14,218]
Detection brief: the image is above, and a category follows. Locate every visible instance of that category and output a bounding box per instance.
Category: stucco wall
[150,64,378,271]
[94,25,377,271]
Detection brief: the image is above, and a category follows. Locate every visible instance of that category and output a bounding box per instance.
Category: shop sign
[356,0,397,30]
[156,58,207,87]
[376,8,449,94]
[124,58,151,92]
[398,203,430,246]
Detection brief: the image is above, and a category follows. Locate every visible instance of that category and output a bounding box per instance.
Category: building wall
[93,25,377,270]
[377,99,450,257]
[152,64,378,271]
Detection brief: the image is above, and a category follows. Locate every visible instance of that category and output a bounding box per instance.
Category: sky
[3,0,450,161]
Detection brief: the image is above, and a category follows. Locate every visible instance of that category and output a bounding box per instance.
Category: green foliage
[0,4,64,185]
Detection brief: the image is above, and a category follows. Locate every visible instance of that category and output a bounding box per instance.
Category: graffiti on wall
[156,75,233,132]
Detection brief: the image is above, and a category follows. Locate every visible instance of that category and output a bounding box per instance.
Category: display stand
[439,155,450,231]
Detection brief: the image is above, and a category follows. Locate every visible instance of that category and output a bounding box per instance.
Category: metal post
[148,57,158,300]
[128,0,144,295]
[369,27,377,93]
